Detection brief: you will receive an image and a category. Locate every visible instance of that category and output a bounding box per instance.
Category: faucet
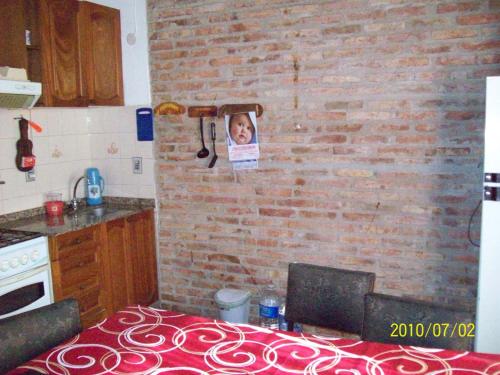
[69,176,85,211]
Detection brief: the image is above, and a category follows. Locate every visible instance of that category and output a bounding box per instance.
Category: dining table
[8,305,500,374]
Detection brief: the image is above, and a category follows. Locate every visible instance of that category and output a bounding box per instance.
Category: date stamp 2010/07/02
[389,322,475,338]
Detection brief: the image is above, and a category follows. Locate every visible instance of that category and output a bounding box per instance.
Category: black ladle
[208,122,218,168]
[197,117,209,158]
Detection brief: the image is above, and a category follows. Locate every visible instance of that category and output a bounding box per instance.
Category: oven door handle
[0,264,50,288]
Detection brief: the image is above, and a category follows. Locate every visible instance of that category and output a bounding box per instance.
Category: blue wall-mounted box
[136,107,154,141]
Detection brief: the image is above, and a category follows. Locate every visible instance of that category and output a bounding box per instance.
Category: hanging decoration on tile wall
[51,146,62,159]
[107,142,119,155]
[14,116,42,172]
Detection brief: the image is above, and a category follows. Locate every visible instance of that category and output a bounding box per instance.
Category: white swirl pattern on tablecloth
[12,306,500,375]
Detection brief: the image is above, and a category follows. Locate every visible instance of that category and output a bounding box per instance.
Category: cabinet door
[79,2,124,106]
[126,211,158,306]
[103,218,131,313]
[40,0,87,106]
[0,1,28,70]
[49,226,108,328]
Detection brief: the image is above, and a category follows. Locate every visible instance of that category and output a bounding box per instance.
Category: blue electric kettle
[86,167,105,206]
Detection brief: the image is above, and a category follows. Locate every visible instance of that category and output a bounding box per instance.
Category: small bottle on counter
[278,302,303,332]
[278,302,287,330]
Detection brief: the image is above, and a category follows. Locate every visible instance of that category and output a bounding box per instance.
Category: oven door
[0,264,53,319]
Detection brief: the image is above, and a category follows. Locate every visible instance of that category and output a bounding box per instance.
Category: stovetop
[0,229,43,248]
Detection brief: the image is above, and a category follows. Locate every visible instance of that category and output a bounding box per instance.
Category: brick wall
[148,0,500,320]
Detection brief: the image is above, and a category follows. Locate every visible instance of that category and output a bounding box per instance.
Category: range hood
[0,79,42,109]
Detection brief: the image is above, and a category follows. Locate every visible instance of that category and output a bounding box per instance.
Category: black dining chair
[361,293,474,351]
[0,298,82,374]
[285,262,376,335]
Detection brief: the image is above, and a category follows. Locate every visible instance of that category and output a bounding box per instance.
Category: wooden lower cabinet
[49,225,108,328]
[126,210,158,306]
[102,218,130,313]
[49,209,158,327]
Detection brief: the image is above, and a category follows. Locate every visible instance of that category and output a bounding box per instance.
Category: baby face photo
[228,113,256,145]
[225,111,260,162]
[228,113,257,145]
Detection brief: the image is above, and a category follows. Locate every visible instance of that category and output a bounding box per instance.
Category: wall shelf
[218,103,263,118]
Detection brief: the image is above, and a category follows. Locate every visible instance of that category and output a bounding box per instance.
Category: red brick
[431,29,477,40]
[306,111,347,121]
[325,124,363,132]
[437,56,476,65]
[461,40,500,51]
[310,135,348,144]
[457,13,500,25]
[386,57,429,67]
[323,25,362,35]
[437,2,480,13]
[445,111,478,120]
[479,54,500,64]
[396,135,437,144]
[209,56,243,66]
[387,5,426,16]
[259,208,295,218]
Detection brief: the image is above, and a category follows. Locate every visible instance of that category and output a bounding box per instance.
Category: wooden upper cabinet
[78,2,124,106]
[0,0,45,104]
[40,0,88,106]
[0,1,28,70]
[0,0,124,107]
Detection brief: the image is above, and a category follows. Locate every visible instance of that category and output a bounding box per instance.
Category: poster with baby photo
[225,111,260,162]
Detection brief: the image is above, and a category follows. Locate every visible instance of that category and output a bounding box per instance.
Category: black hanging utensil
[208,122,218,168]
[196,117,209,158]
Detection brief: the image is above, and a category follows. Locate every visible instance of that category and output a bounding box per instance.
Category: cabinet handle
[74,238,82,245]
[79,285,85,290]
[78,262,85,267]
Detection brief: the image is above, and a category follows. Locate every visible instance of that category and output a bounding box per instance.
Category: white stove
[0,230,53,319]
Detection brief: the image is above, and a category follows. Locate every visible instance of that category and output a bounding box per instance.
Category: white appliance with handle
[0,231,53,319]
[475,76,500,354]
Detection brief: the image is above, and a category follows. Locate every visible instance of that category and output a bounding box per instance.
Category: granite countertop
[0,197,155,236]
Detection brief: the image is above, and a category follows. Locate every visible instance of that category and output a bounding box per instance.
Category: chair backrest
[361,293,474,351]
[0,298,81,373]
[285,262,375,334]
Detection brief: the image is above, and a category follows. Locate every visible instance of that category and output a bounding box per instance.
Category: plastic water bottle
[259,284,279,329]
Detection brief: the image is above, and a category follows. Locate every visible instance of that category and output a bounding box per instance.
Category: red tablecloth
[9,305,500,374]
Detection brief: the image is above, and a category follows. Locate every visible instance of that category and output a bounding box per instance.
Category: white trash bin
[215,288,251,324]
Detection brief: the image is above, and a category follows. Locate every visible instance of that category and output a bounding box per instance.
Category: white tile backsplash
[0,139,15,169]
[0,111,20,139]
[135,140,154,159]
[0,106,155,215]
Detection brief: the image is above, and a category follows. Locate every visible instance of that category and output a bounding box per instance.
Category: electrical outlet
[25,169,36,182]
[132,157,143,174]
